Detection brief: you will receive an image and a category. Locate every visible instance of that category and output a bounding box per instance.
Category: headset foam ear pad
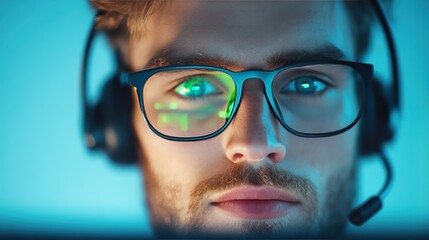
[359,78,393,155]
[99,75,138,164]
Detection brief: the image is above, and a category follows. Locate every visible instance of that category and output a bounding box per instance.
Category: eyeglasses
[121,60,373,141]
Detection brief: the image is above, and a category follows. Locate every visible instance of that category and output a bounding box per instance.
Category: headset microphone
[349,150,392,226]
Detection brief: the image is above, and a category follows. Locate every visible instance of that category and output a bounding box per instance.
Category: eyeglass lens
[141,64,364,138]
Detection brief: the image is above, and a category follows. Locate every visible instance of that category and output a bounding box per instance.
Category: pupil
[183,79,205,96]
[301,83,311,89]
[191,84,201,92]
[295,78,316,93]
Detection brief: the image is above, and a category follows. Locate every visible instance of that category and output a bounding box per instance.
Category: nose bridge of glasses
[233,70,275,100]
[234,70,281,116]
[236,70,276,84]
[231,72,284,138]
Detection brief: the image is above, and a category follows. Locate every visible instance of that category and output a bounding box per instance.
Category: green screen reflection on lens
[218,87,236,119]
[216,72,236,119]
[147,70,236,137]
[154,102,178,110]
[158,113,189,131]
[154,103,222,132]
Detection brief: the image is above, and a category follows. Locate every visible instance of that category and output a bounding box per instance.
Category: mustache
[189,163,316,211]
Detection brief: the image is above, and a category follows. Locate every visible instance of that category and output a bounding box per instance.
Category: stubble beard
[144,162,355,238]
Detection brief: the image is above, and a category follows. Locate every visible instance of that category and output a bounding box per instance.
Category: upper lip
[211,185,301,203]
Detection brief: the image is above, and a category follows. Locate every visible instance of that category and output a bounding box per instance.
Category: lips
[211,185,301,220]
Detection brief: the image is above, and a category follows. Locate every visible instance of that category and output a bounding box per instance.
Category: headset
[81,0,400,227]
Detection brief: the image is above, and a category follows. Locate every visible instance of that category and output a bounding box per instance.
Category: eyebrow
[268,44,346,68]
[145,43,346,70]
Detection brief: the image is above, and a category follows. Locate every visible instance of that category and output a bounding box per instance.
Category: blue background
[0,0,428,237]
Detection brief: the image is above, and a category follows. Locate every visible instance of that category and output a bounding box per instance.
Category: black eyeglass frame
[121,60,373,141]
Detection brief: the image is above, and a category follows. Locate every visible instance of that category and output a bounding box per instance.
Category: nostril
[268,152,281,163]
[231,153,244,163]
[268,152,276,159]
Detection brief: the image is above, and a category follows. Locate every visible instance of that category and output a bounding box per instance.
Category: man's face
[128,0,358,237]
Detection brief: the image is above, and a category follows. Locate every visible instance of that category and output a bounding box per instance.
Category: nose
[223,79,286,165]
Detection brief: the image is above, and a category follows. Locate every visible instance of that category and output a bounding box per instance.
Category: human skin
[124,0,359,238]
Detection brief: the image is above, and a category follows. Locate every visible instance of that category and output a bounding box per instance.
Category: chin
[164,212,319,238]
[156,221,320,239]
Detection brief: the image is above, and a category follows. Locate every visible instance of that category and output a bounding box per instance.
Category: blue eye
[282,76,327,94]
[174,75,219,98]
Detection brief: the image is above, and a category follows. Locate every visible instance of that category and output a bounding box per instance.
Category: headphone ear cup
[359,78,394,155]
[97,75,138,164]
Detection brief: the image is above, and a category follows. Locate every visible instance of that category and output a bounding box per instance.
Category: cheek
[285,126,358,169]
[132,97,229,194]
[281,126,358,198]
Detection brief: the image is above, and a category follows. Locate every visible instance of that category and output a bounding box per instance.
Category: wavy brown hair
[90,0,384,60]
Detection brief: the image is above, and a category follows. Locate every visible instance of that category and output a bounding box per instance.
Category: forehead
[128,0,354,70]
